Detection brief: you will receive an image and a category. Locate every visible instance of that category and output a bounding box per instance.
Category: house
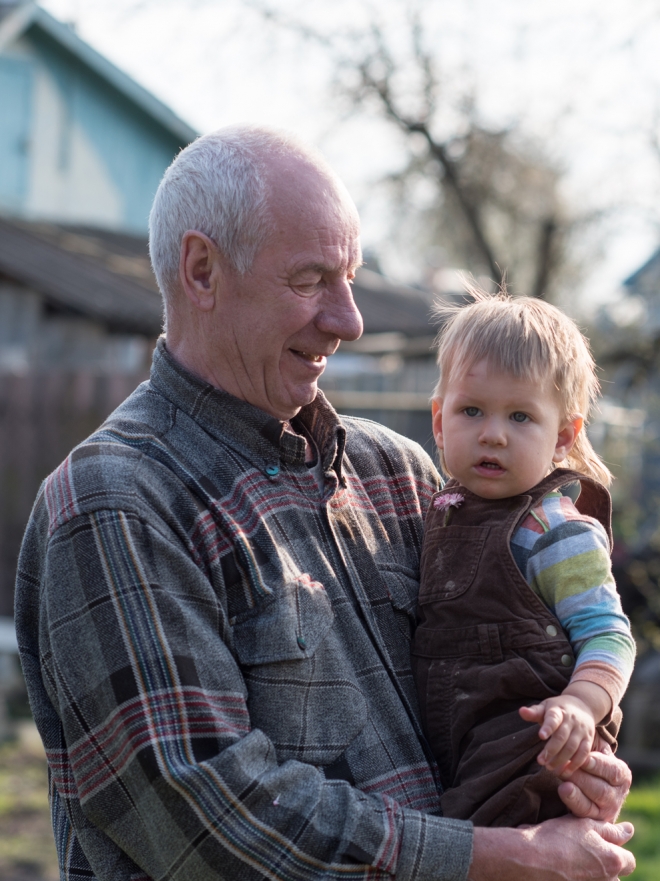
[0,1,197,617]
[0,218,164,616]
[0,0,196,231]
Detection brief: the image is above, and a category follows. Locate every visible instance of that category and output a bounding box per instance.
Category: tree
[250,0,575,299]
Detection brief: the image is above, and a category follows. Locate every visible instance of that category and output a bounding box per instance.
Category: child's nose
[479,418,507,445]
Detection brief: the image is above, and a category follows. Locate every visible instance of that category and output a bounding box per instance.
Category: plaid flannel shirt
[15,339,473,881]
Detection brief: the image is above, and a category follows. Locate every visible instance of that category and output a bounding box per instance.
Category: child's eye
[464,407,481,417]
[511,412,530,423]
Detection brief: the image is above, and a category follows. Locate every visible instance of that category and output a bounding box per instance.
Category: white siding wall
[4,37,123,227]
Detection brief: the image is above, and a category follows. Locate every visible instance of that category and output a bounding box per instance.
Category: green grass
[621,776,660,880]
[0,724,58,881]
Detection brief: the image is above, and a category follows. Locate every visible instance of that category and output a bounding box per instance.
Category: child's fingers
[543,727,586,772]
[537,720,571,765]
[562,736,592,777]
[519,704,545,723]
[537,706,564,740]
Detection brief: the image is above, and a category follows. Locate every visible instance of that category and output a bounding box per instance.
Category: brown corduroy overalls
[411,468,619,827]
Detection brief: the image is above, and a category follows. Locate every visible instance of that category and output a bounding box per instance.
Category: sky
[39,0,660,310]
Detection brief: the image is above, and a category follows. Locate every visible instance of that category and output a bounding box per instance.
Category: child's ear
[432,399,444,449]
[553,414,583,463]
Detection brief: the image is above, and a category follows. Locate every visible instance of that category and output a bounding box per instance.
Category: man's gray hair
[149,125,322,303]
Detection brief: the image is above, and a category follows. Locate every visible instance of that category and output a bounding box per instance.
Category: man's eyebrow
[297,263,327,274]
[293,261,362,275]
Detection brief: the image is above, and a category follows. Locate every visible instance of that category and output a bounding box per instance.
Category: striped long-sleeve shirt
[510,489,635,709]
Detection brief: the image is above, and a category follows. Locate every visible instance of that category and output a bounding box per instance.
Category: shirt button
[546,625,558,637]
[561,654,573,667]
[265,465,280,477]
[297,636,307,650]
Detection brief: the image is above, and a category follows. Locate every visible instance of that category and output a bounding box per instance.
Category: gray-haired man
[15,126,634,881]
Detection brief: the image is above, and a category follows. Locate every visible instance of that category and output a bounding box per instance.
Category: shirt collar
[150,337,346,475]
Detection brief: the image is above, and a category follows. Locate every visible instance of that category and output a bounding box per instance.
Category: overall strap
[523,468,612,551]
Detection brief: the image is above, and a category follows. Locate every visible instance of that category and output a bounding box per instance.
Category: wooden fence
[0,370,148,616]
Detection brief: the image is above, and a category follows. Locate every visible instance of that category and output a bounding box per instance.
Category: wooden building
[0,0,196,230]
[0,0,196,615]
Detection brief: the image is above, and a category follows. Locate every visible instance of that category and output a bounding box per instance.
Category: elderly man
[15,127,634,881]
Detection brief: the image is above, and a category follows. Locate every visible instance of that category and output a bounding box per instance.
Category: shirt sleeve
[515,498,636,709]
[33,506,473,881]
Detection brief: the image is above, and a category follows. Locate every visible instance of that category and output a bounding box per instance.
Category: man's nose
[316,278,364,342]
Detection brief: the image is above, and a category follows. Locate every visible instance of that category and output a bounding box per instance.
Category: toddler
[411,288,635,827]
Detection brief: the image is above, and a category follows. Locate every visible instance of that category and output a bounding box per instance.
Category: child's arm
[513,494,635,772]
[519,680,611,775]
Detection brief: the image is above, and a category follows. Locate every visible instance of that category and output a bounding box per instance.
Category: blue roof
[623,248,660,295]
[0,1,198,144]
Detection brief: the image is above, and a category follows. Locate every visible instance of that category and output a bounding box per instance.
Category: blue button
[297,636,307,650]
[265,465,280,477]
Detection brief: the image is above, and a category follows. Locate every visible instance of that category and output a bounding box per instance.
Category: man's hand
[468,816,635,880]
[557,747,632,822]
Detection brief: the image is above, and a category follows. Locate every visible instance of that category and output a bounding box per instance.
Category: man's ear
[553,414,583,463]
[432,399,444,449]
[179,231,223,312]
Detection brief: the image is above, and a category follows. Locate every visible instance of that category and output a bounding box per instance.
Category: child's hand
[519,694,596,776]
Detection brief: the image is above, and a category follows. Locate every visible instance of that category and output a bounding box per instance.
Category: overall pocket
[419,525,489,603]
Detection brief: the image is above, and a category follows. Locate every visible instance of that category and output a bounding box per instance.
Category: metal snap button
[546,624,558,637]
[561,654,573,667]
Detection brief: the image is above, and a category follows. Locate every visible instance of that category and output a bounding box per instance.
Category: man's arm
[466,748,635,881]
[469,817,635,881]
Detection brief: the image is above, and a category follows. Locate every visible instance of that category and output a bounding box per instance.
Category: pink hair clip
[433,492,464,512]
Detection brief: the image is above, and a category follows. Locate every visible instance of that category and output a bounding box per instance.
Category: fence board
[0,370,147,616]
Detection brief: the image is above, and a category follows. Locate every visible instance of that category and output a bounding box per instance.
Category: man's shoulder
[37,379,194,534]
[341,414,437,470]
[339,414,441,502]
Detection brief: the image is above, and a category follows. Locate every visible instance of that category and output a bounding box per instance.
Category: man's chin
[272,382,318,421]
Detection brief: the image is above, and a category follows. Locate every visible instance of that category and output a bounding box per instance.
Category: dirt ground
[0,722,59,881]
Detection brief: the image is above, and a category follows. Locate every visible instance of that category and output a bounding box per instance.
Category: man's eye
[292,276,323,297]
[464,407,481,417]
[511,412,529,423]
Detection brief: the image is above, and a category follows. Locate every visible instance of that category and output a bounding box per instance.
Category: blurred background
[1,0,660,877]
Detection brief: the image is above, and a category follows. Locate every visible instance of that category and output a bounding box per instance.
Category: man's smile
[291,350,325,363]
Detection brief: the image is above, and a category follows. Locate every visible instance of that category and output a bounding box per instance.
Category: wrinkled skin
[469,748,634,880]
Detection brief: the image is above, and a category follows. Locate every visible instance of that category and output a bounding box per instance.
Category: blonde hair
[433,284,612,486]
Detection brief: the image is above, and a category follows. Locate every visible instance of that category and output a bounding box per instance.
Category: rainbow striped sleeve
[510,491,636,709]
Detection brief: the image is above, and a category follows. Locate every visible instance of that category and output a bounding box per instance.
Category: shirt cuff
[570,661,626,710]
[397,811,473,881]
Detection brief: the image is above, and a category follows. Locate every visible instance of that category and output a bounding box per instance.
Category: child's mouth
[476,461,505,474]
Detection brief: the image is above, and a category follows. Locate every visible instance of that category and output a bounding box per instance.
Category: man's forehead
[266,153,358,219]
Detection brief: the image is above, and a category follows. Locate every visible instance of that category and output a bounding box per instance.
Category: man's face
[205,159,363,420]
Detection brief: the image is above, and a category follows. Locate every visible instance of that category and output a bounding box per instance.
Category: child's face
[433,360,582,499]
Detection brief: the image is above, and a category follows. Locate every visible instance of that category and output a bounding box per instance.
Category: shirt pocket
[378,563,419,641]
[232,574,368,765]
[419,525,489,603]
